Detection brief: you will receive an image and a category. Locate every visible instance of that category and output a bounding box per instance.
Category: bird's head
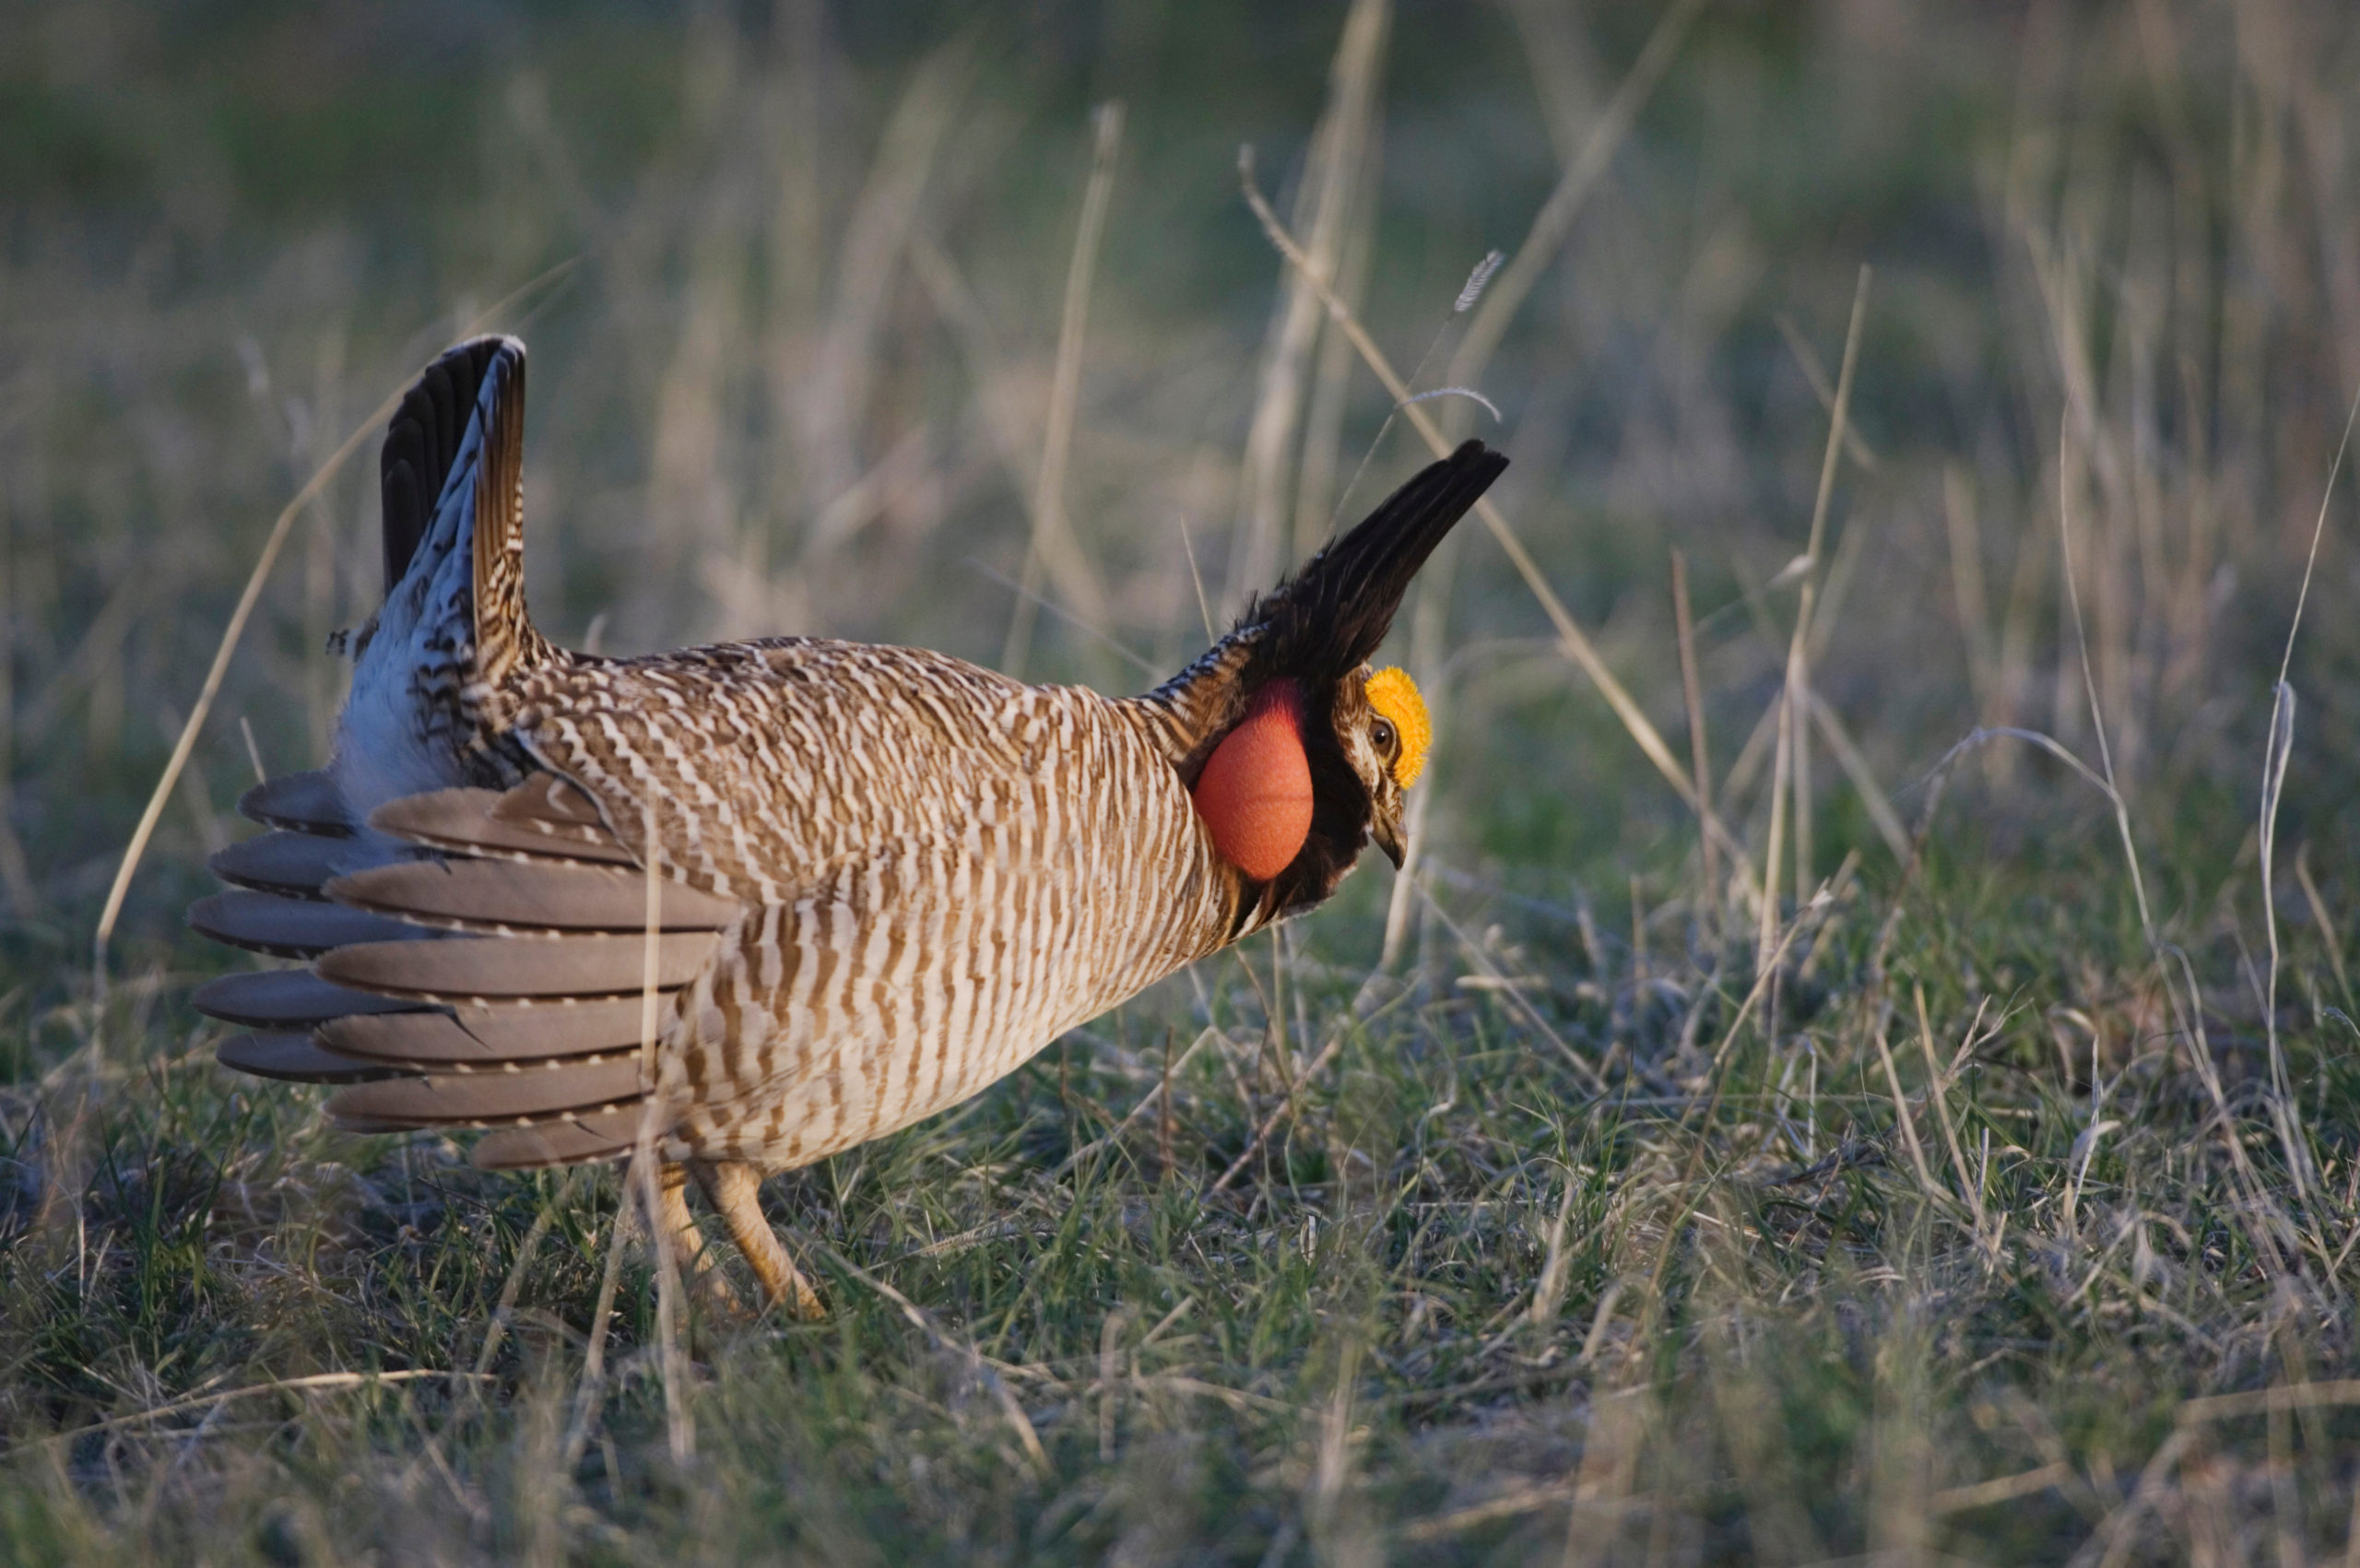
[1178,442,1504,918]
[1342,663,1433,868]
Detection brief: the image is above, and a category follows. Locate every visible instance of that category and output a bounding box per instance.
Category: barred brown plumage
[190,336,1506,1315]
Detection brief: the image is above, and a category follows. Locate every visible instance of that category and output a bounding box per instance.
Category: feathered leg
[691,1160,824,1319]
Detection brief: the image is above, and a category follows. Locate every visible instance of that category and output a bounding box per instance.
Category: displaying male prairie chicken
[189,336,1506,1315]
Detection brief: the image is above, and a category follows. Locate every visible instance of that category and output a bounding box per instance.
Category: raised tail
[193,339,623,1156]
[336,336,552,817]
[378,336,505,595]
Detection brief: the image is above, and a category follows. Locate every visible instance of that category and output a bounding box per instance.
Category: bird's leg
[690,1159,824,1319]
[656,1160,743,1319]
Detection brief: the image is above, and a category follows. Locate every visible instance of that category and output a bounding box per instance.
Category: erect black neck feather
[1233,441,1507,692]
[1212,441,1508,922]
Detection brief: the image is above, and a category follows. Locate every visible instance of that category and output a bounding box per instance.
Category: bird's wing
[193,772,744,1167]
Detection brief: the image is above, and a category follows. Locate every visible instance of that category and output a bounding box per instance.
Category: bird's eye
[1372,719,1397,754]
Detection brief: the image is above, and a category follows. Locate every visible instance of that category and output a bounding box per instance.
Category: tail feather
[327,858,738,935]
[336,336,544,818]
[195,338,685,1168]
[321,996,653,1067]
[315,931,715,1002]
[380,338,505,593]
[368,785,639,867]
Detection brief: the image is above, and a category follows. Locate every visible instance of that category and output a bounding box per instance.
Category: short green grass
[10,815,2359,1562]
[6,1,2360,1562]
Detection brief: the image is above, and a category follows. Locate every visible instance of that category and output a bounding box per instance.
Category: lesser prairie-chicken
[190,336,1506,1313]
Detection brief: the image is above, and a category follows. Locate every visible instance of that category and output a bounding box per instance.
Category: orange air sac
[1191,680,1314,880]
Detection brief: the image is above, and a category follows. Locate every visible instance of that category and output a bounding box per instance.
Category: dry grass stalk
[795,41,973,534]
[1916,984,1991,1241]
[90,399,389,994]
[1446,0,1707,392]
[1237,153,1757,904]
[1229,0,1388,607]
[2052,415,2157,946]
[633,792,691,1465]
[1930,1461,2078,1517]
[1002,100,1125,677]
[1760,265,1870,973]
[34,1371,493,1450]
[1805,692,1910,865]
[2294,845,2352,1008]
[1291,120,1384,562]
[1671,548,1717,906]
[1775,311,1880,471]
[1870,996,1942,1204]
[561,1195,637,1476]
[2256,373,2360,1191]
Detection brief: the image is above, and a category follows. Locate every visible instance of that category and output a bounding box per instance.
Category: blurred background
[15,6,2360,1558]
[6,0,2359,1038]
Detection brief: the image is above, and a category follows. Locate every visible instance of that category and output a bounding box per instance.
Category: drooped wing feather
[236,770,355,836]
[193,772,738,1167]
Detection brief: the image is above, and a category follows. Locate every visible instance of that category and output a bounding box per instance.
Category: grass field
[6,1,2360,1561]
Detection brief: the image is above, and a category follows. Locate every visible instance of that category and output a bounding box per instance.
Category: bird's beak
[1373,813,1407,869]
